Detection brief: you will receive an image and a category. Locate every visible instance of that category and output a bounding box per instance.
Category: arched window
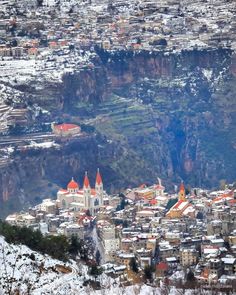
[62,199,66,207]
[94,199,99,206]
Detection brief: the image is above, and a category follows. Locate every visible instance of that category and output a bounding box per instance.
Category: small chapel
[57,169,105,215]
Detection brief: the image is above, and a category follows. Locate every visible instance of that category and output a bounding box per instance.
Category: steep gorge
[61,48,236,187]
[0,48,236,216]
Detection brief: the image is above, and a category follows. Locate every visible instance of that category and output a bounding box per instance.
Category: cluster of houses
[99,182,236,285]
[0,0,235,63]
[5,169,236,286]
[0,0,235,136]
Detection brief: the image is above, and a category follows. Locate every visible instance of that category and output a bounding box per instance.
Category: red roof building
[156,262,168,271]
[156,262,168,278]
[52,123,81,137]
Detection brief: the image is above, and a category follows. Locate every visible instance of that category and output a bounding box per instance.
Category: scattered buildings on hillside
[0,0,235,64]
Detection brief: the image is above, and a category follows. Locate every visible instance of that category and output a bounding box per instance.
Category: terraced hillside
[63,49,236,188]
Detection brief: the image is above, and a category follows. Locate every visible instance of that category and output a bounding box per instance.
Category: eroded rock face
[0,48,236,217]
[61,48,236,186]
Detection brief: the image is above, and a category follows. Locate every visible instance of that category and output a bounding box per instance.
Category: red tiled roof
[156,262,168,271]
[79,214,94,221]
[54,123,80,132]
[172,200,183,209]
[212,190,234,203]
[49,41,57,46]
[91,189,96,196]
[59,190,69,195]
[150,199,157,205]
[229,199,236,204]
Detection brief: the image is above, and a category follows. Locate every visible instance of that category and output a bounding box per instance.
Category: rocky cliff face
[0,136,113,216]
[61,48,236,186]
[0,48,236,217]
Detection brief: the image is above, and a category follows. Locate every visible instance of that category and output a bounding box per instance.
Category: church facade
[57,169,105,215]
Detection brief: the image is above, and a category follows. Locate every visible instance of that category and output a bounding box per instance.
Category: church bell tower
[83,171,91,209]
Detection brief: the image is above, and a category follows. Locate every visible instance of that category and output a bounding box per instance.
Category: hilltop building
[57,169,105,215]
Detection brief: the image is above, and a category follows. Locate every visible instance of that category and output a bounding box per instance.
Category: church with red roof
[57,169,106,215]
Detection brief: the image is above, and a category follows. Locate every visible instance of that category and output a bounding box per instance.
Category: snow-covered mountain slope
[0,235,115,294]
[0,235,155,295]
[0,235,85,294]
[0,235,217,295]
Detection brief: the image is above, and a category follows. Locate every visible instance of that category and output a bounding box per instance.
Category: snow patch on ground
[28,141,60,149]
[202,69,213,81]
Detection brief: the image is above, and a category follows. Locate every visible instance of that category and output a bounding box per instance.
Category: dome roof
[67,178,79,190]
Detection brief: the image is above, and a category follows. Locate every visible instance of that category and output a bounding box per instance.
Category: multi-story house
[180,248,199,267]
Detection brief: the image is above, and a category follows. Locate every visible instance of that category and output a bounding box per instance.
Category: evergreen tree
[37,0,43,6]
[196,211,204,219]
[186,269,196,288]
[68,235,80,258]
[129,257,139,273]
[120,198,126,210]
[95,249,101,265]
[90,264,103,277]
[144,265,153,281]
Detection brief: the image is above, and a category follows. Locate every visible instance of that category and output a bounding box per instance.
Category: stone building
[180,248,199,267]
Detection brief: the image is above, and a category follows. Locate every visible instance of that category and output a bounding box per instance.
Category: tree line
[0,220,88,261]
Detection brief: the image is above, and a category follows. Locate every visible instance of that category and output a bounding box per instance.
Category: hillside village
[0,0,236,59]
[0,0,235,135]
[0,1,236,293]
[5,169,236,291]
[0,0,235,196]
